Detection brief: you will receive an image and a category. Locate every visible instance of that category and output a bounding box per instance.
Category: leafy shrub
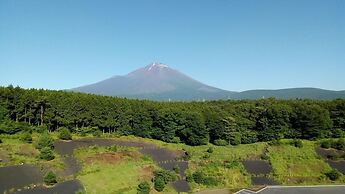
[213,139,228,146]
[320,140,332,149]
[137,181,150,194]
[153,170,177,191]
[35,133,54,150]
[241,131,258,144]
[203,176,218,186]
[58,127,72,140]
[39,147,55,160]
[192,171,205,184]
[0,121,31,134]
[44,171,57,185]
[332,129,345,138]
[291,139,303,148]
[261,154,269,160]
[170,137,181,143]
[173,164,180,174]
[229,132,241,145]
[20,132,32,143]
[154,176,165,192]
[325,169,342,181]
[207,147,214,153]
[192,171,217,185]
[93,130,102,137]
[333,139,345,151]
[35,125,48,133]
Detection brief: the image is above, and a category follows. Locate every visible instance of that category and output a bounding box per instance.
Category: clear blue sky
[0,0,344,91]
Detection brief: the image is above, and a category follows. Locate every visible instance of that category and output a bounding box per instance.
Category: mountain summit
[72,63,233,100]
[72,63,345,100]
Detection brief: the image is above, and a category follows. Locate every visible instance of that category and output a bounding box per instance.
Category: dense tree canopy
[0,86,344,145]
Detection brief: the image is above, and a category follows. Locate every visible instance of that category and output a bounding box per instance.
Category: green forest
[0,85,344,146]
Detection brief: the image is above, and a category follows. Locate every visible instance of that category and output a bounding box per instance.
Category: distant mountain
[232,88,345,100]
[72,63,345,101]
[72,63,235,100]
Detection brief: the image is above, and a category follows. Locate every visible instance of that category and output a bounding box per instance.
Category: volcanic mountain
[72,63,234,100]
[72,63,345,100]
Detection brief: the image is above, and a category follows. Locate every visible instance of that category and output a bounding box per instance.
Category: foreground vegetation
[74,145,176,194]
[0,86,345,193]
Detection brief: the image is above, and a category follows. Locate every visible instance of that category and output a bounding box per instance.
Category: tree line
[0,86,344,145]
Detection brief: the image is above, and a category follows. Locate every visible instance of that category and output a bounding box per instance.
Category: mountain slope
[72,63,345,100]
[232,88,345,100]
[72,63,234,100]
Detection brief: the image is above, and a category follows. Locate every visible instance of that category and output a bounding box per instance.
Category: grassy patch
[0,134,64,170]
[75,145,160,194]
[267,140,343,184]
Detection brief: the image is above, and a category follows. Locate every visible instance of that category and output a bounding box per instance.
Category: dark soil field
[241,160,272,175]
[315,147,345,173]
[15,180,83,194]
[0,164,43,193]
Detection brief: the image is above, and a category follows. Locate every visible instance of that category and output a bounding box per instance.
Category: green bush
[173,164,180,174]
[0,139,2,143]
[320,140,332,149]
[291,139,303,148]
[213,139,228,146]
[153,170,177,191]
[332,129,345,138]
[229,132,241,145]
[20,132,32,143]
[44,171,57,185]
[325,169,342,181]
[35,133,54,150]
[137,181,150,194]
[58,127,72,140]
[333,139,345,151]
[154,176,165,192]
[192,171,205,184]
[203,176,218,186]
[93,130,102,137]
[39,147,55,160]
[35,125,48,133]
[207,147,214,153]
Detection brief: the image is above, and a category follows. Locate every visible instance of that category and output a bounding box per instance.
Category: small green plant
[107,145,118,152]
[58,127,72,140]
[153,170,177,192]
[137,181,150,194]
[320,140,332,149]
[154,176,165,192]
[325,169,341,181]
[39,147,55,160]
[213,139,228,146]
[173,164,180,174]
[207,147,214,153]
[20,132,32,143]
[93,130,102,137]
[35,132,54,150]
[44,171,57,185]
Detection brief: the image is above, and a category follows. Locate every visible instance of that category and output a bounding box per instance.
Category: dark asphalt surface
[258,186,345,194]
